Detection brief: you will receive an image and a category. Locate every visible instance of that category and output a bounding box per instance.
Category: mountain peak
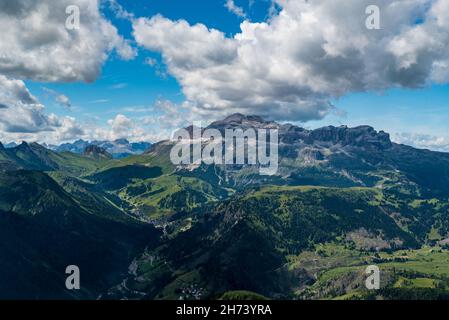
[16,141,31,151]
[114,138,130,145]
[206,114,391,149]
[209,113,277,130]
[83,145,112,160]
[222,113,265,124]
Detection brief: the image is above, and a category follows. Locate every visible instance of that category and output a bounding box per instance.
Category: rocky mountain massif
[2,114,449,300]
[13,139,153,159]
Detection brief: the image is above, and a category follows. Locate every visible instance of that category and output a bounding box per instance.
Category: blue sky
[25,0,276,127]
[312,84,449,136]
[2,0,449,150]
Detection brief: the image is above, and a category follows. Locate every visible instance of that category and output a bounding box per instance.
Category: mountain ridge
[55,139,152,158]
[2,114,449,299]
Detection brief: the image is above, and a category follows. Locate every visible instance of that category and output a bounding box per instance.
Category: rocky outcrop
[307,125,392,149]
[209,113,279,131]
[83,145,112,160]
[207,113,392,150]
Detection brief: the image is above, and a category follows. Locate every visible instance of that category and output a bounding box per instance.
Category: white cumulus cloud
[42,87,72,109]
[0,76,59,134]
[225,0,247,18]
[393,132,449,152]
[133,0,449,122]
[0,76,86,144]
[0,0,136,83]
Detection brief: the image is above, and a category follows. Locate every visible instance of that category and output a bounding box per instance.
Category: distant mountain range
[3,139,152,159]
[3,114,449,300]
